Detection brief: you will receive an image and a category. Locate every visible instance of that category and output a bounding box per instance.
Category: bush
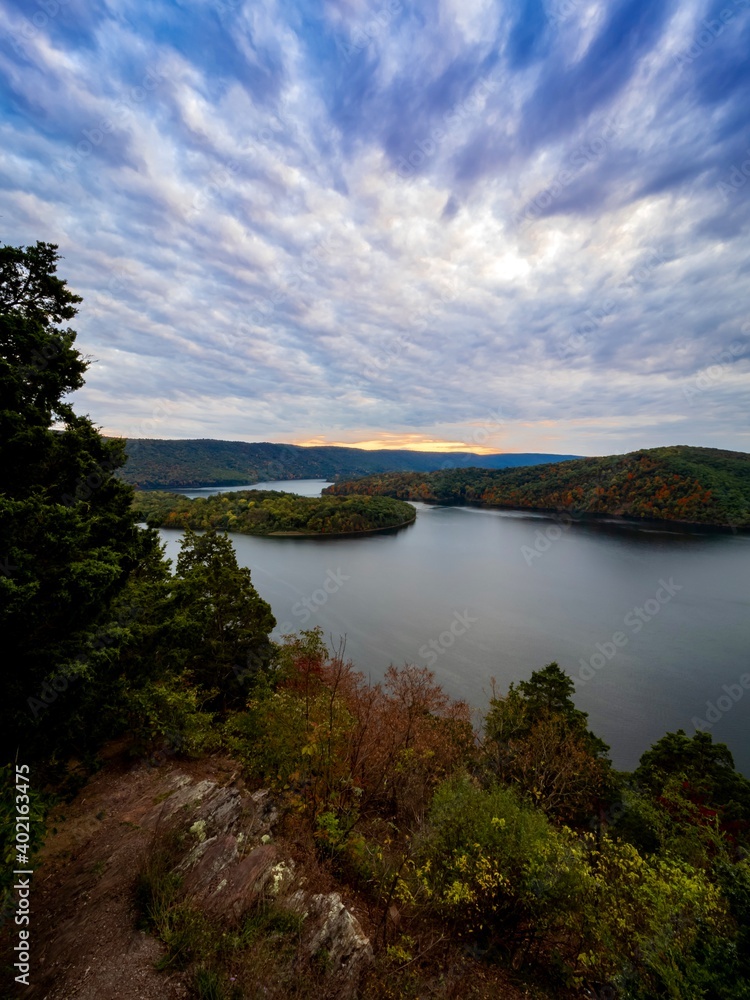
[227,631,475,834]
[403,775,589,942]
[402,773,736,995]
[122,676,221,760]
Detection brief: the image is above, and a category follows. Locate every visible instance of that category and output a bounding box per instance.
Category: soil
[7,747,238,1000]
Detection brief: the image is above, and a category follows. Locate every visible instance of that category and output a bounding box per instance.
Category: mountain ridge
[114,437,581,489]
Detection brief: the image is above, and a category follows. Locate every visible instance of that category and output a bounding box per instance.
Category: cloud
[0,0,748,455]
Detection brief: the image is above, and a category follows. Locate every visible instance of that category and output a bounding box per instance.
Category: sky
[1,0,749,456]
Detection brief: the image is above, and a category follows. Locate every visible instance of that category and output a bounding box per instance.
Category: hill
[134,489,416,536]
[114,437,579,489]
[323,446,750,528]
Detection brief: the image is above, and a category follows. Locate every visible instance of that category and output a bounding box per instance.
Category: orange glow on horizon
[294,435,500,454]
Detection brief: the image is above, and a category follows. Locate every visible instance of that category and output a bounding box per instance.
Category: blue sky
[1,0,749,455]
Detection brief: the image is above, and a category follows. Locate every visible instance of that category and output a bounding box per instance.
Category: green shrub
[122,675,221,759]
[404,773,737,995]
[403,774,589,938]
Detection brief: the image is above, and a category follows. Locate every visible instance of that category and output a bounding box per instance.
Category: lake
[158,479,750,775]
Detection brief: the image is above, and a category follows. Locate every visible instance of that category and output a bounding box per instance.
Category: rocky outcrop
[141,769,373,985]
[286,890,374,977]
[23,756,372,999]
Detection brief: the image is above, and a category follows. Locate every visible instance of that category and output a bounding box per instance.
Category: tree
[0,241,157,761]
[483,663,612,823]
[172,528,276,706]
[635,729,750,831]
[517,661,579,717]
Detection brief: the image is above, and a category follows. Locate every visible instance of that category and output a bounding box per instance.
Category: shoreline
[131,477,325,492]
[266,513,417,538]
[143,513,417,540]
[138,480,747,535]
[405,497,748,534]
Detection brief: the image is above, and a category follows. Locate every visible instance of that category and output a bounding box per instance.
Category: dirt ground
[5,749,239,1000]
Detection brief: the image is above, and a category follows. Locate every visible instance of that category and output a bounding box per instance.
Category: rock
[143,771,373,986]
[256,859,296,899]
[285,890,374,979]
[193,843,279,921]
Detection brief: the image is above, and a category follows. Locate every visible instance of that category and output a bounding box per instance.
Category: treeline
[114,437,579,490]
[324,446,750,527]
[134,489,416,535]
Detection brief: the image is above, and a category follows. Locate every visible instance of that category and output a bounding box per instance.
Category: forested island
[325,446,750,528]
[4,244,750,999]
[134,489,416,536]
[114,437,579,490]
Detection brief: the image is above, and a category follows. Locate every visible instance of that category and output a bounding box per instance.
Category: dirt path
[10,752,237,1000]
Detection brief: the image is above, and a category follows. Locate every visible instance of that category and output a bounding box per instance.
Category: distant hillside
[323,446,750,528]
[114,438,580,489]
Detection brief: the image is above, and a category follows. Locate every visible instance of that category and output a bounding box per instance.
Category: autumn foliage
[134,489,415,536]
[227,629,475,830]
[325,446,750,527]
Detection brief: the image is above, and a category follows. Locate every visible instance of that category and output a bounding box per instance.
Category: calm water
[159,479,750,775]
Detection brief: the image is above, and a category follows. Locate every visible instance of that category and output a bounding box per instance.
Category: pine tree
[0,241,155,760]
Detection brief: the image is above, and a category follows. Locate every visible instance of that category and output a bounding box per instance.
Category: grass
[193,967,240,1000]
[238,903,304,946]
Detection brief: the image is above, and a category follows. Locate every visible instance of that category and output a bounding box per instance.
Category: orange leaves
[274,632,475,827]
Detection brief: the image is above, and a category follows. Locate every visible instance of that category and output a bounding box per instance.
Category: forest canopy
[324,446,750,528]
[133,489,416,536]
[114,437,579,490]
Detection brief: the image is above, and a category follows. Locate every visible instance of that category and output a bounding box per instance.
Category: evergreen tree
[635,729,750,827]
[0,241,156,761]
[172,528,276,707]
[483,662,612,822]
